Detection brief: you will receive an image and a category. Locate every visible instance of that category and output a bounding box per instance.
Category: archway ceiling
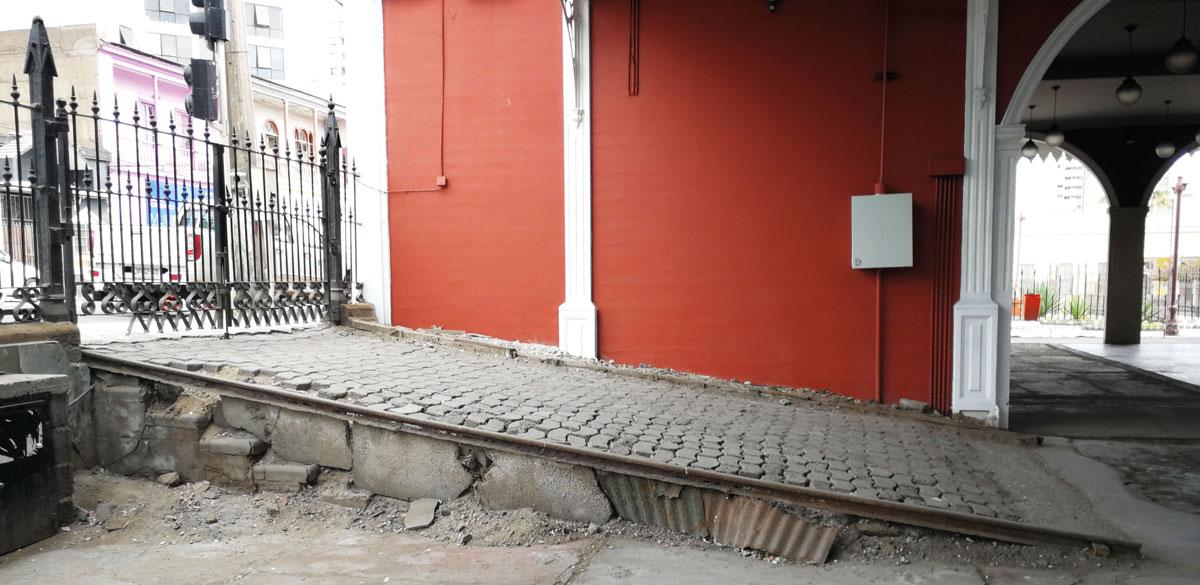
[1034,0,1200,129]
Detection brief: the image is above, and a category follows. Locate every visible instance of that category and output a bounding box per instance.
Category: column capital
[994,124,1026,155]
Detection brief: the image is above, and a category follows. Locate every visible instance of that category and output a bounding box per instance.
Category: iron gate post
[213,143,232,337]
[26,18,75,323]
[320,102,344,324]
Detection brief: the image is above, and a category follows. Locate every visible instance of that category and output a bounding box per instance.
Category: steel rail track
[82,349,1141,553]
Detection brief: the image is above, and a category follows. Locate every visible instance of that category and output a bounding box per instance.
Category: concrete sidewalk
[1061,340,1200,390]
[85,327,1114,531]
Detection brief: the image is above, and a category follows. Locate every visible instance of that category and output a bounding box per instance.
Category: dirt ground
[0,470,1153,585]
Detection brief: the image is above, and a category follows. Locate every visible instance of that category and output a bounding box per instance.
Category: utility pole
[1165,176,1185,336]
[222,0,255,142]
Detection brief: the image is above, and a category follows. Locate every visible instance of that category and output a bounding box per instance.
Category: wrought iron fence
[1012,263,1200,326]
[0,19,361,333]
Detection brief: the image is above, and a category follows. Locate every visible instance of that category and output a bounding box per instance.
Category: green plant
[1066,296,1091,322]
[1033,283,1061,319]
[1142,299,1161,323]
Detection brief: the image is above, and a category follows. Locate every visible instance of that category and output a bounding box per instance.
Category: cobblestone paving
[89,327,1017,520]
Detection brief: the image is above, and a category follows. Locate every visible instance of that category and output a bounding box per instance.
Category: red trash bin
[1023,293,1041,321]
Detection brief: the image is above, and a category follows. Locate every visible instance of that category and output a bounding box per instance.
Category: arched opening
[1010,142,1113,339]
[976,0,1200,436]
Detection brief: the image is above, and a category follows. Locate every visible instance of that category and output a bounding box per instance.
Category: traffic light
[184,59,219,121]
[189,0,227,42]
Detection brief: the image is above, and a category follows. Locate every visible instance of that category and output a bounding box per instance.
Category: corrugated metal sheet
[597,472,708,537]
[703,493,839,564]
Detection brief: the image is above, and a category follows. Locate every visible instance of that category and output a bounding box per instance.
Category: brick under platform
[88,327,1017,521]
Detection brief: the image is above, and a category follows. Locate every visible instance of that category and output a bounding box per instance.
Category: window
[137,100,158,148]
[294,128,313,159]
[246,2,284,39]
[263,120,280,152]
[145,0,189,24]
[153,33,192,65]
[249,45,285,79]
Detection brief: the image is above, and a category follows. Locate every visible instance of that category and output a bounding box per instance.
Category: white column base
[952,294,1002,425]
[558,301,597,359]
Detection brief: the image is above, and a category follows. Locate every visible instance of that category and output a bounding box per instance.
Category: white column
[558,0,598,358]
[952,0,1002,423]
[989,125,1025,429]
[282,97,291,151]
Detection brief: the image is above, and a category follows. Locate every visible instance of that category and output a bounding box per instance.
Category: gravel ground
[0,470,1142,576]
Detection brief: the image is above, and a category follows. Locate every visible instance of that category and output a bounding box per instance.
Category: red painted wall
[382,0,563,343]
[378,0,1092,405]
[590,1,965,403]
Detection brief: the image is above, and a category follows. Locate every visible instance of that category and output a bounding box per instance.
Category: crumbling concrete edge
[79,353,1142,555]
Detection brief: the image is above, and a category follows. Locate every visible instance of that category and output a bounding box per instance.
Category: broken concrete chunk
[478,452,613,524]
[897,399,931,413]
[318,488,373,510]
[252,452,319,493]
[157,472,182,487]
[94,502,115,523]
[218,397,280,442]
[271,409,352,470]
[350,424,472,501]
[199,426,268,457]
[405,498,439,530]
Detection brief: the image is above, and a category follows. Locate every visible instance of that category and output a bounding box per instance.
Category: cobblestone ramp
[87,328,1015,521]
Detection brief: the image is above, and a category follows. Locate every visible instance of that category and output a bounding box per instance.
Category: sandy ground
[0,469,1183,585]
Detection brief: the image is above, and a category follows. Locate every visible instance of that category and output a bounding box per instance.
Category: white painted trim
[343,0,391,323]
[558,0,597,358]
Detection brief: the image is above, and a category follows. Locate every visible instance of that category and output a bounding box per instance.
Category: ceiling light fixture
[1117,24,1143,105]
[1167,0,1199,73]
[1022,104,1040,159]
[1045,85,1066,147]
[1156,100,1177,159]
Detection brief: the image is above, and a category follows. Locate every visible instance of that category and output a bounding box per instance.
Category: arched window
[263,120,279,152]
[294,128,314,159]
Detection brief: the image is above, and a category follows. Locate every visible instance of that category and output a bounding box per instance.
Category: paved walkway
[1009,343,1200,439]
[88,327,1059,523]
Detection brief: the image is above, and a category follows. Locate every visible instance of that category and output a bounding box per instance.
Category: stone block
[0,341,71,375]
[94,384,148,439]
[218,396,279,441]
[351,423,472,501]
[0,322,79,353]
[477,452,612,524]
[271,409,352,470]
[201,451,256,486]
[200,427,268,457]
[0,374,69,402]
[253,459,319,485]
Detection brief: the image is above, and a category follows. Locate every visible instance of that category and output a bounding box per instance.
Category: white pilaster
[558,0,598,358]
[952,0,1001,421]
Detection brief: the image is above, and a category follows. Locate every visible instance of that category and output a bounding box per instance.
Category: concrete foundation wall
[78,365,838,563]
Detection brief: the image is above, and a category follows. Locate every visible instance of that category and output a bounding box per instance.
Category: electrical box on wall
[850,193,913,269]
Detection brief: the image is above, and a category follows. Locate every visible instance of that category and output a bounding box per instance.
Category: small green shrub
[1142,300,1161,323]
[1066,296,1091,322]
[1034,283,1062,319]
